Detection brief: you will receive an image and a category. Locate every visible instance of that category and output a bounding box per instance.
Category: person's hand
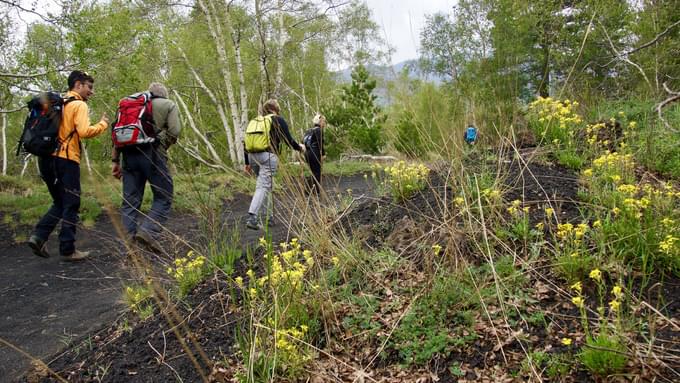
[101,113,110,125]
[244,164,252,175]
[112,162,122,179]
[299,144,306,153]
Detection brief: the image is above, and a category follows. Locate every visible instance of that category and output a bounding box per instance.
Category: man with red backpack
[27,70,109,261]
[111,82,181,252]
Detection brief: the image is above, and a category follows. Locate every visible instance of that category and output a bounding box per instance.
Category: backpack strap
[62,96,81,160]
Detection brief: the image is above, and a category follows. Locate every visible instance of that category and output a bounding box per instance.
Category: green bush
[579,333,627,377]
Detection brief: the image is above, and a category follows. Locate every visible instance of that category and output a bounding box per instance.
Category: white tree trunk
[222,0,248,164]
[1,113,7,175]
[198,0,244,165]
[20,157,29,177]
[172,90,225,168]
[82,144,92,176]
[274,0,286,95]
[177,46,237,164]
[254,0,271,99]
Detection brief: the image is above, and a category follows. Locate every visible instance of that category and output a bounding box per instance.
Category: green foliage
[123,283,154,320]
[326,65,385,155]
[392,273,476,365]
[393,110,426,158]
[391,256,525,366]
[579,334,628,377]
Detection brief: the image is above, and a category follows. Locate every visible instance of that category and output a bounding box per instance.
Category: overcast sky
[364,0,454,64]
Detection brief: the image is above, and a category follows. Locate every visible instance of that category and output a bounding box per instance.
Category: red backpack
[112,92,155,148]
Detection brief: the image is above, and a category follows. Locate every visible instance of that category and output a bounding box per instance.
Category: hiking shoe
[62,250,90,262]
[134,231,162,253]
[27,235,50,258]
[245,215,262,230]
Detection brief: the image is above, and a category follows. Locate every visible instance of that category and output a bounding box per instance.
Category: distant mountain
[332,60,445,106]
[333,59,445,85]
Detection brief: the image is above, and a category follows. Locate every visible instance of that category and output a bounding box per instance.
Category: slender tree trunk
[172,90,225,167]
[222,0,248,164]
[1,112,7,175]
[20,156,29,177]
[255,0,271,99]
[82,144,92,176]
[274,0,286,95]
[177,45,237,164]
[199,0,245,165]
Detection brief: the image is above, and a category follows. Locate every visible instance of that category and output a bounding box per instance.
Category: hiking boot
[27,235,50,258]
[134,230,162,253]
[245,214,262,230]
[62,250,90,262]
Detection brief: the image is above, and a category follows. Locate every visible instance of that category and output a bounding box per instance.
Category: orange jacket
[55,91,108,164]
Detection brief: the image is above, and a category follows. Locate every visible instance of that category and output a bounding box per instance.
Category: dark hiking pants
[121,146,173,239]
[306,150,322,194]
[33,156,81,256]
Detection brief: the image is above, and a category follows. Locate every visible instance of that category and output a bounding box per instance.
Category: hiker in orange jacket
[27,70,109,261]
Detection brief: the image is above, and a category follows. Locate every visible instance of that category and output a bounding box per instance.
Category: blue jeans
[120,146,173,238]
[33,156,81,256]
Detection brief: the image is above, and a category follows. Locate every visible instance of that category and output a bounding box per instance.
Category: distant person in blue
[464,125,478,145]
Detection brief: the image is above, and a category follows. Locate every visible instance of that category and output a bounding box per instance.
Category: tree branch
[625,19,680,56]
[600,21,653,91]
[0,0,58,23]
[655,82,680,133]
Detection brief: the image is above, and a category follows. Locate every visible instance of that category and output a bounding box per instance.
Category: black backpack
[303,128,315,149]
[16,92,75,157]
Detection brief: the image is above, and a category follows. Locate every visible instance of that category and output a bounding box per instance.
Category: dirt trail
[0,173,372,382]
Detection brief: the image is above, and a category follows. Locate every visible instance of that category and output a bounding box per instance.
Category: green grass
[321,160,378,176]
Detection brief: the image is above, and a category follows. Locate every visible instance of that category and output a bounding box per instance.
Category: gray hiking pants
[248,152,278,218]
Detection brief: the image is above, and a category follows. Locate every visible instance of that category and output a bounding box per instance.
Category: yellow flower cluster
[275,325,309,353]
[482,188,501,200]
[384,161,430,200]
[659,235,678,255]
[166,250,206,281]
[592,151,635,171]
[609,285,624,312]
[528,97,582,131]
[589,268,602,282]
[273,325,312,369]
[257,238,312,291]
[617,184,638,195]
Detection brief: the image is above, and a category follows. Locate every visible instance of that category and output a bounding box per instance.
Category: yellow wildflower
[235,276,244,288]
[432,244,442,256]
[570,281,582,293]
[589,268,602,282]
[609,300,621,312]
[561,338,573,346]
[572,296,584,308]
[611,285,623,298]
